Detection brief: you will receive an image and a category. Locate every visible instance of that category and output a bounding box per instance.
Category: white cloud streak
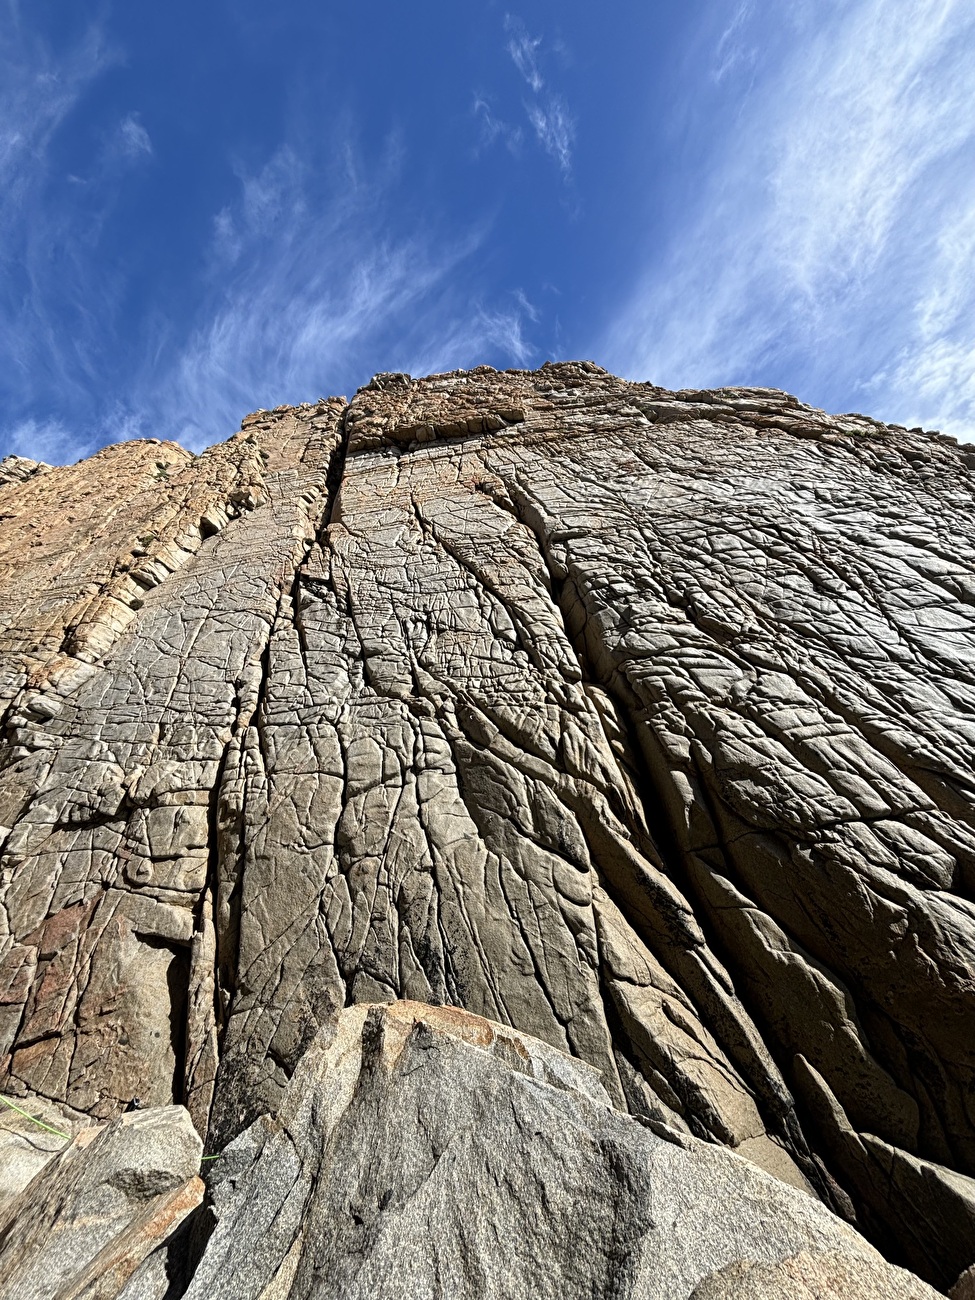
[3,417,81,465]
[0,6,538,461]
[116,114,152,160]
[514,288,539,324]
[602,0,975,439]
[526,98,573,176]
[505,17,544,93]
[0,6,112,221]
[473,95,523,154]
[125,146,537,450]
[501,14,575,177]
[0,4,119,454]
[712,2,757,84]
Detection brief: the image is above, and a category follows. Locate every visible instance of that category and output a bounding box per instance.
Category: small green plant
[2,1093,223,1163]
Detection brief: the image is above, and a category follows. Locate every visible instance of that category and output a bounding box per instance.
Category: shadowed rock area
[1,362,974,1296]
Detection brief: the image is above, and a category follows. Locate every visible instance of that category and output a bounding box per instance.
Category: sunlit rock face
[1,362,974,1296]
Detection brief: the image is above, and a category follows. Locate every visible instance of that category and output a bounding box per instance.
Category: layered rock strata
[2,363,975,1293]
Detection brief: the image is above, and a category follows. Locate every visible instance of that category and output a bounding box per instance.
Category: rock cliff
[1,362,974,1296]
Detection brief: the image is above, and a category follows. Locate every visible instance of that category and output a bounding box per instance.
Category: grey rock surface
[186,1001,938,1300]
[0,1104,203,1300]
[0,1090,83,1212]
[1,363,973,1292]
[689,1252,938,1299]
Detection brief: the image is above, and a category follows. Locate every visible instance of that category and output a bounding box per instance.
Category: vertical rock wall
[2,363,975,1287]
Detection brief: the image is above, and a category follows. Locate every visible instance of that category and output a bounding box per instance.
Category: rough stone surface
[0,1089,85,1211]
[185,1001,938,1300]
[0,1104,203,1300]
[689,1252,937,1299]
[1,364,974,1293]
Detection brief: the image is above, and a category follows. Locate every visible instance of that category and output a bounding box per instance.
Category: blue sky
[2,0,974,462]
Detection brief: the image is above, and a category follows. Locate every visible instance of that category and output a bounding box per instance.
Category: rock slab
[0,1102,202,1300]
[186,1001,937,1300]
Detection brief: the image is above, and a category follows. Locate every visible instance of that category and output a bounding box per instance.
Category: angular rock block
[0,1103,203,1300]
[186,1002,937,1300]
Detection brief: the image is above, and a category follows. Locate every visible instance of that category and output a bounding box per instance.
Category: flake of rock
[0,1104,203,1300]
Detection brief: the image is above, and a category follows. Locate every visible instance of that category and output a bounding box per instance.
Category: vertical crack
[201,403,352,1146]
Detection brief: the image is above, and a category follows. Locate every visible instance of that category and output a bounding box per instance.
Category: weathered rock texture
[183,1000,939,1300]
[2,362,975,1294]
[0,1102,202,1300]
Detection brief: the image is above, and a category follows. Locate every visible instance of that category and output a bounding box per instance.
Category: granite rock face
[2,362,975,1294]
[183,1000,938,1300]
[0,1103,202,1300]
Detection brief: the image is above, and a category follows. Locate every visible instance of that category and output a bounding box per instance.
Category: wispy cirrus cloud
[499,14,575,178]
[123,143,537,450]
[525,99,573,176]
[0,5,122,457]
[114,114,152,161]
[473,95,523,155]
[2,417,78,465]
[505,22,543,93]
[602,0,975,439]
[712,1,758,84]
[0,7,538,461]
[403,304,533,385]
[0,6,113,220]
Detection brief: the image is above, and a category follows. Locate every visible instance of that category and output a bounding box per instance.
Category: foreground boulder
[0,1104,202,1299]
[188,1002,935,1299]
[0,1091,89,1213]
[2,363,975,1291]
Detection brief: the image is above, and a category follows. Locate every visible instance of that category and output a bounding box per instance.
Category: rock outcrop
[0,1102,202,1300]
[2,362,974,1295]
[182,1001,939,1300]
